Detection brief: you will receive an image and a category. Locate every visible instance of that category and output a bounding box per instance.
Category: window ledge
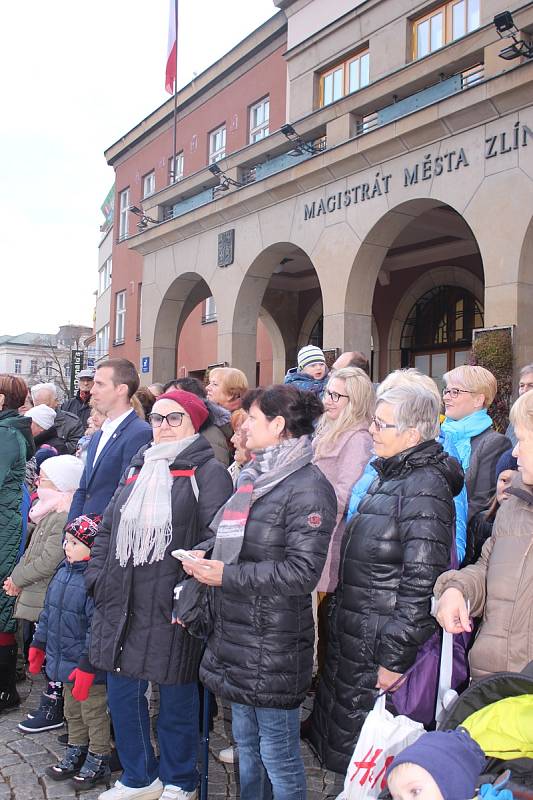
[113,339,125,347]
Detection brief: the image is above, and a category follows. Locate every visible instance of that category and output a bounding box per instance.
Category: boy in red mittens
[27,514,111,790]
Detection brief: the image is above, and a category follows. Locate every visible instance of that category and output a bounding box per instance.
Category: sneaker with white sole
[217,746,238,764]
[98,778,164,800]
[160,788,197,800]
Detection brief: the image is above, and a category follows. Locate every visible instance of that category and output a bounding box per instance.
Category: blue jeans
[231,703,306,800]
[106,673,199,790]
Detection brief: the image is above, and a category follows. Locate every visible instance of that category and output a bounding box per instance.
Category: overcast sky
[1,0,278,336]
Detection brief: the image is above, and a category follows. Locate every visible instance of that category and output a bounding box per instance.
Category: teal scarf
[441,409,493,470]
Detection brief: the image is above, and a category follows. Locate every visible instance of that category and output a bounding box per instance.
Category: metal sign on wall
[70,350,85,396]
[218,229,235,267]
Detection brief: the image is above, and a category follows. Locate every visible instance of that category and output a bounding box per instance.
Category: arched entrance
[350,201,485,380]
[400,285,483,389]
[230,243,324,383]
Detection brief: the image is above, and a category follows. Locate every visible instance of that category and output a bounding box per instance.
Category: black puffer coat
[309,440,463,774]
[85,435,233,685]
[199,462,336,709]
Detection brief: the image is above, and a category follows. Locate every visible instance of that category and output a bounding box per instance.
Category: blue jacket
[284,368,328,398]
[33,560,104,683]
[68,410,152,522]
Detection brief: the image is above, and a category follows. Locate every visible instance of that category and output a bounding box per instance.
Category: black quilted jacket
[85,436,233,685]
[309,439,463,774]
[199,462,337,709]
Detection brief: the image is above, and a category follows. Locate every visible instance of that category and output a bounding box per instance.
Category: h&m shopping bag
[339,695,425,800]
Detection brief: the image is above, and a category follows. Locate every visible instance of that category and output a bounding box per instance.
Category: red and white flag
[165,0,178,94]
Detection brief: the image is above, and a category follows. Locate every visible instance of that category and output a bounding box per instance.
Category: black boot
[72,751,111,790]
[46,745,88,781]
[0,644,20,713]
[18,692,64,732]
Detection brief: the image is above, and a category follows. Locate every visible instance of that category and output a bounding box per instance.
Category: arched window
[401,286,484,386]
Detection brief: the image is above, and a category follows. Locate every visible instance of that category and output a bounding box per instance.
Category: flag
[165,0,177,94]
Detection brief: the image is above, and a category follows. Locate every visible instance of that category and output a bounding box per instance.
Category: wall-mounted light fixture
[494,11,533,60]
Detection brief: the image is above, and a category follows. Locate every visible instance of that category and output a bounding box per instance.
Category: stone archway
[223,242,324,384]
[141,271,213,382]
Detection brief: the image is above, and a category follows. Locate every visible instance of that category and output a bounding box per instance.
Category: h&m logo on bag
[350,747,394,791]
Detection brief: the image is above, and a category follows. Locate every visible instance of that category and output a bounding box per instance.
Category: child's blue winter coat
[33,559,104,683]
[283,368,328,398]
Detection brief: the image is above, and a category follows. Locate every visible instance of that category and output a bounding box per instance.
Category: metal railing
[356,63,485,136]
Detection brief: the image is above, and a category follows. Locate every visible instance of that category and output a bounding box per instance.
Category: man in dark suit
[68,359,152,522]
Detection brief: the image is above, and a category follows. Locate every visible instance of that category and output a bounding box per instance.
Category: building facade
[0,326,92,397]
[105,0,533,388]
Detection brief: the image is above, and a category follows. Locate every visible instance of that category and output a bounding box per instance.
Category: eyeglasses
[148,412,185,428]
[324,389,349,403]
[371,415,397,431]
[442,388,474,399]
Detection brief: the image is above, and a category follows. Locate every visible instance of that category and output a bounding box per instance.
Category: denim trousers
[231,702,307,800]
[106,672,199,790]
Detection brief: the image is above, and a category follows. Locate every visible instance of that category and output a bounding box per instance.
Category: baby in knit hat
[386,729,486,800]
[284,345,329,398]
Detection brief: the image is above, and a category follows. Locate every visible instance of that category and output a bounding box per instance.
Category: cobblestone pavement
[0,674,343,800]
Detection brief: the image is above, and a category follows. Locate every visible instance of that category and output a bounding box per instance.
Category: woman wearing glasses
[309,383,463,775]
[311,368,373,666]
[86,389,233,800]
[441,365,510,525]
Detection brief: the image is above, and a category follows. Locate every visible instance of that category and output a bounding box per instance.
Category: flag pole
[171,0,178,183]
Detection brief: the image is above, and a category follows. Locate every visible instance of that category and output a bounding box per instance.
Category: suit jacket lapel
[87,412,134,486]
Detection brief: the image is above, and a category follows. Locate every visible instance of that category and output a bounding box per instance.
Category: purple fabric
[391,629,471,726]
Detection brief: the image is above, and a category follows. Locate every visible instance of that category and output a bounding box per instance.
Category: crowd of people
[0,345,531,800]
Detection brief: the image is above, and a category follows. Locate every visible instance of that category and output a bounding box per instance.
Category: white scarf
[115,435,198,567]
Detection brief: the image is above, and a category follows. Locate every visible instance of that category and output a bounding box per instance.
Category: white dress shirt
[93,409,134,466]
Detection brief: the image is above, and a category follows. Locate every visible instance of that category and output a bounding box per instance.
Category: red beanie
[157,389,209,432]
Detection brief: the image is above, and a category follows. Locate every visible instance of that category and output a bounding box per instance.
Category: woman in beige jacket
[435,390,533,678]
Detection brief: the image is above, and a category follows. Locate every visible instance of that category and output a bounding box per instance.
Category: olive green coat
[12,511,68,623]
[0,410,34,632]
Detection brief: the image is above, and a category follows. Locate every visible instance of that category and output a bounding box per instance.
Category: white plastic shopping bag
[339,695,425,800]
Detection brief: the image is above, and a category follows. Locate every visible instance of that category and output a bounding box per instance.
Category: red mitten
[68,668,95,702]
[28,646,46,674]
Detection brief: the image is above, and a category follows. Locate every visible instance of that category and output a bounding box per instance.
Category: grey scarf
[115,435,198,567]
[210,434,314,564]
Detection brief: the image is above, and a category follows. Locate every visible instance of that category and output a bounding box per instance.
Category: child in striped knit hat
[284,345,328,398]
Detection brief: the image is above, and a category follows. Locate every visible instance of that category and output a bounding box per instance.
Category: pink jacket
[313,426,373,593]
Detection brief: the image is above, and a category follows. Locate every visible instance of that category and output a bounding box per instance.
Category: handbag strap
[377,646,434,699]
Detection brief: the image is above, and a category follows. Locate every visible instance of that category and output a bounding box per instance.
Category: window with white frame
[250,97,270,143]
[64,362,71,378]
[30,359,38,375]
[98,257,112,295]
[169,152,184,182]
[320,50,370,107]
[119,188,130,240]
[14,358,22,374]
[209,126,226,164]
[202,296,217,324]
[45,361,52,377]
[115,292,126,343]
[96,324,110,359]
[142,171,155,198]
[413,0,480,59]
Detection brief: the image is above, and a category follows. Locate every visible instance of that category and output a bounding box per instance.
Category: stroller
[437,661,533,795]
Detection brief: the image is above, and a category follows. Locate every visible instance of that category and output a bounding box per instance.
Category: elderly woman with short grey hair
[309,383,464,775]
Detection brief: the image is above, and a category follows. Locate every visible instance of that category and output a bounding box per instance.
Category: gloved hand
[28,646,46,674]
[68,668,95,702]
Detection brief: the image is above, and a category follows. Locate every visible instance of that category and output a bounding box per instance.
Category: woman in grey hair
[309,383,464,776]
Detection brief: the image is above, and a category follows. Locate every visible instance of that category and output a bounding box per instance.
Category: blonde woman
[313,367,374,594]
[441,365,511,522]
[435,388,533,679]
[206,367,248,414]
